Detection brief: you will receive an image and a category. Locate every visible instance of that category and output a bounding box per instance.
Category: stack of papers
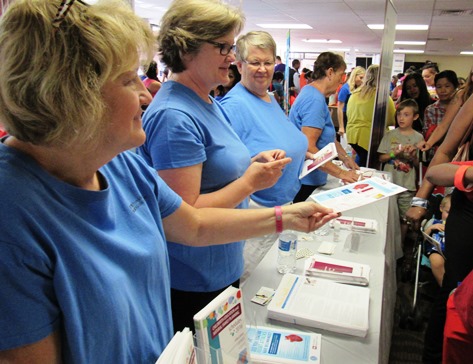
[304,255,371,286]
[267,274,370,337]
[329,216,378,233]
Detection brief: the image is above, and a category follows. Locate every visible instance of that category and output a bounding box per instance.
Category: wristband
[410,197,429,209]
[389,152,395,159]
[274,206,283,233]
[454,165,473,192]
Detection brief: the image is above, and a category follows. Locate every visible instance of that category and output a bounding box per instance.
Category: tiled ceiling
[134,0,473,56]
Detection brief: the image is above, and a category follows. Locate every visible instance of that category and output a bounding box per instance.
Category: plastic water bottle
[277,231,298,274]
[345,144,353,159]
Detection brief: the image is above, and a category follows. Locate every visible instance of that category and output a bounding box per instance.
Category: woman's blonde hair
[158,0,245,73]
[235,31,276,62]
[0,0,155,147]
[355,64,379,99]
[347,66,365,93]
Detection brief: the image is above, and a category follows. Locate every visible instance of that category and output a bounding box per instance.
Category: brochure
[299,142,338,179]
[311,176,406,212]
[247,325,321,363]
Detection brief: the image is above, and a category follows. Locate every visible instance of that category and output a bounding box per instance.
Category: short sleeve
[156,175,182,218]
[377,132,391,154]
[0,243,60,350]
[299,94,327,129]
[142,108,207,170]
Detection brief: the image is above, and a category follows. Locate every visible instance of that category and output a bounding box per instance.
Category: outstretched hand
[282,201,340,233]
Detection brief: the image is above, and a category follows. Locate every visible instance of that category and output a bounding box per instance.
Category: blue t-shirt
[289,85,336,186]
[0,144,182,362]
[221,82,308,206]
[137,81,251,291]
[338,83,351,112]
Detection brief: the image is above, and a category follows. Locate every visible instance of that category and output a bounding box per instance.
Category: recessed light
[368,24,429,30]
[257,23,312,29]
[393,49,424,54]
[394,41,426,45]
[303,39,342,44]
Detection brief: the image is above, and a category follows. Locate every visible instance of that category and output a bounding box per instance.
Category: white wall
[405,55,473,79]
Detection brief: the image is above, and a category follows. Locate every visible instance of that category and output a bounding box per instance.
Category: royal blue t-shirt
[137,81,251,291]
[0,144,182,362]
[221,82,307,206]
[289,85,336,186]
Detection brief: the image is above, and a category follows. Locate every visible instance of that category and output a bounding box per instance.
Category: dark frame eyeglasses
[205,40,236,56]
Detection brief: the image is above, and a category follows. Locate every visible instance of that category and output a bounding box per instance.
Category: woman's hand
[252,149,286,163]
[417,140,431,151]
[339,169,359,184]
[342,155,359,170]
[282,201,340,233]
[405,206,428,231]
[242,157,292,192]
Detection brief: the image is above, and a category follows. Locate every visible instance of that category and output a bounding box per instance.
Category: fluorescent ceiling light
[328,48,351,52]
[303,39,342,44]
[368,24,429,30]
[394,41,426,45]
[394,49,424,54]
[257,23,312,29]
[461,51,473,55]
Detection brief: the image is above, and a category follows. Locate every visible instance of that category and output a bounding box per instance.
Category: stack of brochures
[304,255,371,286]
[267,273,370,338]
[155,327,195,364]
[329,216,378,233]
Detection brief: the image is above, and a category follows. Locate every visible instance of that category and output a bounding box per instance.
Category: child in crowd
[378,99,424,247]
[423,194,451,287]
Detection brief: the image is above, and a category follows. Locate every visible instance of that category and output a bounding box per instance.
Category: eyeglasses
[52,0,88,30]
[243,60,275,70]
[206,40,236,56]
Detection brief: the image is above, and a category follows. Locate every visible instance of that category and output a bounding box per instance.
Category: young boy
[423,194,451,287]
[378,99,424,247]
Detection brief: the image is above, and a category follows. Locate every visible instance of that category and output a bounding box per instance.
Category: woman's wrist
[410,197,429,209]
[274,206,283,233]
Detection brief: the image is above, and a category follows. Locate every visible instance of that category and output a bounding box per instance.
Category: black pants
[293,184,323,203]
[422,189,473,363]
[350,143,368,167]
[170,279,240,333]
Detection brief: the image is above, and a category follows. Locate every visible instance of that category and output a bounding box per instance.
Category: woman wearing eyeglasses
[137,0,291,333]
[0,0,339,361]
[220,31,309,278]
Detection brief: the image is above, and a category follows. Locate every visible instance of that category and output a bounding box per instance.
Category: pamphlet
[299,142,338,179]
[247,325,321,363]
[311,176,406,212]
[421,230,446,259]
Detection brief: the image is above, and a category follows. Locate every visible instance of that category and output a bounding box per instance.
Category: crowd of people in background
[1,0,473,362]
